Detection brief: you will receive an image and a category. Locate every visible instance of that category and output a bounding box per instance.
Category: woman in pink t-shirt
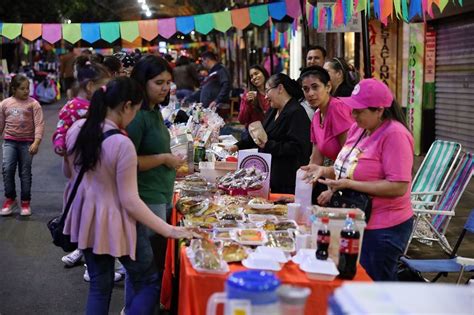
[302,79,414,281]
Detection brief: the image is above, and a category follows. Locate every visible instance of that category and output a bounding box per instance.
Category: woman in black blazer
[230,73,311,194]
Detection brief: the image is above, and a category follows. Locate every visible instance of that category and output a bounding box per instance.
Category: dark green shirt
[126,108,175,204]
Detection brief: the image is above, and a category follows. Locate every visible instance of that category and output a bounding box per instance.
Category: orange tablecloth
[178,247,372,315]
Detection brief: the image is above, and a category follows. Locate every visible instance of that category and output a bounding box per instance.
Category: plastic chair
[407,152,473,254]
[400,208,474,284]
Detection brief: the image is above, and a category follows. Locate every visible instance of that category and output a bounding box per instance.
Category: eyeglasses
[265,86,277,94]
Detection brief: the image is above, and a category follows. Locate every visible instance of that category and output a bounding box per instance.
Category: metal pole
[300,0,310,51]
[360,12,372,78]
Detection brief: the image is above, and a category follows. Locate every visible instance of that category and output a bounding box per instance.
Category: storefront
[431,13,474,153]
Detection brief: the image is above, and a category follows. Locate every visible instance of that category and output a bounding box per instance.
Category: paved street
[0,98,472,315]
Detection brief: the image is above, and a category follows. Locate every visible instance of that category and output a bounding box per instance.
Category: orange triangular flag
[231,8,251,30]
[138,20,158,41]
[22,23,42,41]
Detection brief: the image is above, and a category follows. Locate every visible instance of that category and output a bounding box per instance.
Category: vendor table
[160,193,372,314]
[178,247,371,315]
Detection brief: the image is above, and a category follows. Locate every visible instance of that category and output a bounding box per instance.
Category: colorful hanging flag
[42,24,62,44]
[100,22,120,43]
[62,23,82,44]
[176,16,194,34]
[249,4,269,26]
[231,8,251,30]
[409,0,422,19]
[213,11,232,32]
[120,21,139,42]
[22,24,42,41]
[194,13,214,35]
[158,18,177,39]
[138,20,158,41]
[285,0,301,18]
[81,23,101,43]
[2,23,22,40]
[268,2,287,20]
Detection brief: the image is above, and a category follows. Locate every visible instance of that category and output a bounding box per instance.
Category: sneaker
[0,198,17,216]
[83,264,123,282]
[115,260,126,275]
[62,249,83,266]
[20,201,32,216]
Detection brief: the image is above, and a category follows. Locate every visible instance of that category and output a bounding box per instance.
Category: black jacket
[237,98,311,194]
[199,63,231,107]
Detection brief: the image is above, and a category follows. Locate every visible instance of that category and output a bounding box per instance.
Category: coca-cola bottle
[316,217,330,260]
[337,212,360,279]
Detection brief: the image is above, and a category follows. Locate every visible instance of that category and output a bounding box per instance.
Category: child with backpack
[52,58,112,272]
[0,74,44,216]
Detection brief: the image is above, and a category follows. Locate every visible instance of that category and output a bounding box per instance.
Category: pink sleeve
[32,100,45,140]
[381,131,414,182]
[114,139,152,217]
[330,100,354,138]
[0,100,5,135]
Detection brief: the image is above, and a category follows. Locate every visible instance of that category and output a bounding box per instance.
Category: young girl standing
[52,59,110,268]
[52,58,110,155]
[0,74,44,216]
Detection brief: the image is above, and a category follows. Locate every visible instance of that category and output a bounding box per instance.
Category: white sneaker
[115,260,126,275]
[61,249,83,266]
[83,264,123,282]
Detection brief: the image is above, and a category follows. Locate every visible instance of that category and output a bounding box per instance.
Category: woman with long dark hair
[238,64,270,128]
[302,79,414,281]
[63,77,192,314]
[126,55,185,308]
[230,73,311,194]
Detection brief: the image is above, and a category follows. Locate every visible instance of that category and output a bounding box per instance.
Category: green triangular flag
[213,11,232,32]
[194,14,214,35]
[120,21,139,42]
[439,0,449,12]
[356,0,367,14]
[62,23,82,44]
[100,22,120,43]
[2,23,22,40]
[401,0,409,21]
[250,4,269,26]
[393,0,402,18]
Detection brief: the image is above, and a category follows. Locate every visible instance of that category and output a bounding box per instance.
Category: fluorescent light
[141,3,148,10]
[145,10,152,17]
[137,0,145,3]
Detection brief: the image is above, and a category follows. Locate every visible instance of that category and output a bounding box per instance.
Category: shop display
[217,167,267,191]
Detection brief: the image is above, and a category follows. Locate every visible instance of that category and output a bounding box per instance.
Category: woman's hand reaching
[318,178,351,191]
[317,189,334,206]
[300,164,327,184]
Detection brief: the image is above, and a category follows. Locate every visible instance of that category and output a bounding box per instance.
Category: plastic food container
[299,256,339,281]
[242,257,282,271]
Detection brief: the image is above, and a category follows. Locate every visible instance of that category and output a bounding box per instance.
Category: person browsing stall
[62,77,193,314]
[238,65,271,128]
[301,79,414,281]
[230,73,311,194]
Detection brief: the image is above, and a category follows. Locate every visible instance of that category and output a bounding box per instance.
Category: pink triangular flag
[158,18,176,39]
[285,0,302,18]
[42,24,62,44]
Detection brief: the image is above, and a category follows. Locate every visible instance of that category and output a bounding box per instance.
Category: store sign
[367,20,398,94]
[423,26,436,110]
[407,23,425,155]
[238,150,272,198]
[317,1,361,33]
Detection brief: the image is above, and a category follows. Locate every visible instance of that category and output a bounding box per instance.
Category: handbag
[329,129,372,223]
[47,129,122,252]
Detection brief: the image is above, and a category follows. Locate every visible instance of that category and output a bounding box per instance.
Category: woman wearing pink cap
[302,78,414,281]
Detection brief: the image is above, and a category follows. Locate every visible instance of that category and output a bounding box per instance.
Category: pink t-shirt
[310,97,354,161]
[334,120,414,230]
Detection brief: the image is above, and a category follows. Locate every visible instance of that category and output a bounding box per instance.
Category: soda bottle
[316,217,330,260]
[337,212,360,279]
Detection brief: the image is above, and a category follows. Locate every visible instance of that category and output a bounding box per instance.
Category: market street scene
[0,0,473,314]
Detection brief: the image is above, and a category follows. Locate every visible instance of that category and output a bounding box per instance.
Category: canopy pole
[361,11,372,78]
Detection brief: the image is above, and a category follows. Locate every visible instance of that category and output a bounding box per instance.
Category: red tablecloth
[178,247,372,315]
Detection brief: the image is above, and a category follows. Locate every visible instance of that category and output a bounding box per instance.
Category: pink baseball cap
[340,78,393,109]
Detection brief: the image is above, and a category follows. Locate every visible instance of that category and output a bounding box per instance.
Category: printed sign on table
[237,149,271,199]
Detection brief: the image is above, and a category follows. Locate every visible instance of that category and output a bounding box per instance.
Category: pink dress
[310,97,354,161]
[52,97,90,153]
[62,119,148,260]
[334,120,414,230]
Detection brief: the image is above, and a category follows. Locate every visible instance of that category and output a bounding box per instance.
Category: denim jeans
[83,248,160,315]
[123,203,171,313]
[2,140,33,201]
[360,217,414,281]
